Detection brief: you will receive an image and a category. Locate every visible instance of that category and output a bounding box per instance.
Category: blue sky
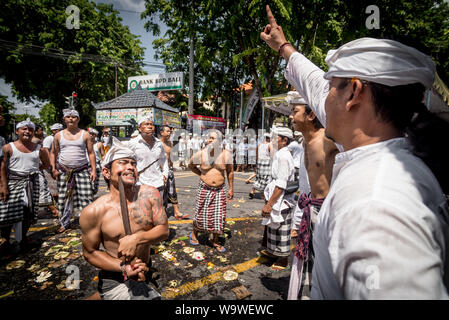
[1,0,166,117]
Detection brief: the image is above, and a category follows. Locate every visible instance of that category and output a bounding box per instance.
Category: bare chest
[101,205,153,242]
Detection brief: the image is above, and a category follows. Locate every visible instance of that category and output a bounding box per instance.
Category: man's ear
[306,110,317,122]
[346,79,364,111]
[102,167,110,180]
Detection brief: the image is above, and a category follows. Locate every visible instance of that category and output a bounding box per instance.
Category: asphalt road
[0,169,297,300]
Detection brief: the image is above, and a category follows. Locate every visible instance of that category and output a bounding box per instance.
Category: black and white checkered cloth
[264,208,293,257]
[253,159,271,191]
[193,180,227,234]
[236,154,247,165]
[38,170,53,206]
[91,164,101,195]
[57,168,93,215]
[164,168,178,206]
[0,172,40,227]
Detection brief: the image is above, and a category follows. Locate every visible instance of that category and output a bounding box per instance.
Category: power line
[0,38,165,70]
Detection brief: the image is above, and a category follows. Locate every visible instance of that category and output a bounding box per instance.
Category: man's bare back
[161,139,173,168]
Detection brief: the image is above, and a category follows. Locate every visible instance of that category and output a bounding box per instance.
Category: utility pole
[238,87,243,129]
[188,36,194,116]
[115,63,118,98]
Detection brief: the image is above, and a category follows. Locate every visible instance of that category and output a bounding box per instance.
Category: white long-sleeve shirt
[128,134,169,189]
[285,51,449,299]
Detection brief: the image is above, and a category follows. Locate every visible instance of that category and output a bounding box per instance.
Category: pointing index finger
[266,5,278,27]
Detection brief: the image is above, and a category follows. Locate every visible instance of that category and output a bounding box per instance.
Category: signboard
[187,114,227,134]
[97,107,181,128]
[242,89,259,124]
[128,72,184,92]
[96,109,137,126]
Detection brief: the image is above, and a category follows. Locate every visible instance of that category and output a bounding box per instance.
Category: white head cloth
[285,91,307,105]
[101,137,137,168]
[138,116,153,126]
[63,109,80,118]
[273,127,293,139]
[323,38,436,88]
[88,128,99,135]
[131,130,139,138]
[263,132,271,138]
[50,123,63,131]
[16,118,35,130]
[294,131,303,138]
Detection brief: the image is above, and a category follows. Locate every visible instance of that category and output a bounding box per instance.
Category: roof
[92,89,179,113]
[261,93,291,116]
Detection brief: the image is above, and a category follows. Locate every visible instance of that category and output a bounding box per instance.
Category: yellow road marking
[162,243,295,299]
[168,216,261,225]
[174,173,196,179]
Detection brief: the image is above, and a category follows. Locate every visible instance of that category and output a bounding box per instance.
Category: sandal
[270,263,290,272]
[175,213,190,220]
[189,232,199,246]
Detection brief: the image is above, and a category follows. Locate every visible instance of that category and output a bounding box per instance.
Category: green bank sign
[128,72,184,92]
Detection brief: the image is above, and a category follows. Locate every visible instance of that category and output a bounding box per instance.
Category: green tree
[0,0,145,127]
[142,0,449,129]
[39,102,57,133]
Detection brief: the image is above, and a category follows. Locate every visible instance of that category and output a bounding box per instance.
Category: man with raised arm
[261,5,449,299]
[80,139,169,300]
[188,130,234,253]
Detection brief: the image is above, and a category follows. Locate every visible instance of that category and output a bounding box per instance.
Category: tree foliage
[0,0,145,127]
[142,0,449,128]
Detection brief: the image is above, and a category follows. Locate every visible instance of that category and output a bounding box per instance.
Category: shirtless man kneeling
[80,139,169,300]
[188,130,234,253]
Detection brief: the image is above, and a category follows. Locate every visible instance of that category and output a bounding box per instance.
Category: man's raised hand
[260,5,287,51]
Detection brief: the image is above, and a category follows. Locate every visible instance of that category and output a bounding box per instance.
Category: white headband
[63,109,79,118]
[285,91,307,105]
[138,117,153,126]
[88,128,99,135]
[101,137,137,169]
[16,118,35,130]
[273,127,293,139]
[323,37,436,88]
[50,123,63,131]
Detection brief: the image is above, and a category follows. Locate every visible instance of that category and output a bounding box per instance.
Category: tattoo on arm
[134,188,167,227]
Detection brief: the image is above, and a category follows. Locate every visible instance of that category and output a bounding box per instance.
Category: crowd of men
[0,4,448,300]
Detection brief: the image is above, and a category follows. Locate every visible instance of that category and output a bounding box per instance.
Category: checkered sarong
[91,164,101,196]
[0,172,40,227]
[253,159,271,191]
[57,166,93,217]
[248,155,257,165]
[38,170,53,206]
[265,208,292,257]
[193,180,227,234]
[236,154,246,165]
[164,168,178,206]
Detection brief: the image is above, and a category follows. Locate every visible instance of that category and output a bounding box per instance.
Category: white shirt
[178,138,186,151]
[263,147,296,214]
[237,142,247,156]
[285,51,449,299]
[287,140,304,169]
[192,138,201,151]
[248,142,257,157]
[42,135,54,150]
[128,134,169,189]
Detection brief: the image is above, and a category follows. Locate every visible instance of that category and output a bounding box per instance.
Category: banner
[96,109,137,126]
[128,72,184,92]
[242,89,259,124]
[187,114,227,134]
[97,108,181,128]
